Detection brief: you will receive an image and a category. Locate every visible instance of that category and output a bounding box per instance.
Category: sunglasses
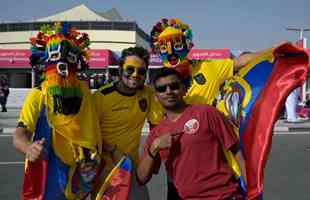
[155,82,181,93]
[123,65,147,77]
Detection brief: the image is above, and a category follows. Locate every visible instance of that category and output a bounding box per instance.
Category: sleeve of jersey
[18,88,43,133]
[212,59,234,83]
[209,108,239,150]
[146,87,164,125]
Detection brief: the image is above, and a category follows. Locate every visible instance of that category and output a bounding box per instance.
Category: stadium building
[0,4,254,90]
[0,4,151,88]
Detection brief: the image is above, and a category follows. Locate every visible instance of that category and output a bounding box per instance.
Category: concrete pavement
[1,89,310,199]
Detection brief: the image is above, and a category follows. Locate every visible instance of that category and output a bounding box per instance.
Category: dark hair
[152,67,183,85]
[119,46,150,68]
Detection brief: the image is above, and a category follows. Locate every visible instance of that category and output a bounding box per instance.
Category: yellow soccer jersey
[93,83,162,167]
[185,59,234,105]
[18,87,44,134]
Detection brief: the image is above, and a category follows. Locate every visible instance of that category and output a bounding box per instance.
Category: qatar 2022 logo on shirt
[184,118,199,134]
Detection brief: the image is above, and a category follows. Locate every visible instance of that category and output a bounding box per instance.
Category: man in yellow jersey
[13,22,102,199]
[150,18,273,199]
[150,18,272,106]
[93,46,161,200]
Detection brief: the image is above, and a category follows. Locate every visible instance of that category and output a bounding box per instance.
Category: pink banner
[150,49,231,65]
[0,49,116,69]
[188,49,231,60]
[88,49,117,69]
[0,49,31,68]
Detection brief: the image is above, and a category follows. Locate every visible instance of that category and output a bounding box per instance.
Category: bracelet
[148,147,157,159]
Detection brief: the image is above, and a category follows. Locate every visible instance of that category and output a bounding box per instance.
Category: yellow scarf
[41,79,102,165]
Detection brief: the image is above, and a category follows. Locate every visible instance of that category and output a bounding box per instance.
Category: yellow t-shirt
[93,83,161,167]
[19,87,44,133]
[185,59,234,105]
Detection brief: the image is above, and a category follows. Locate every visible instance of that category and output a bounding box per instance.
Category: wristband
[148,147,157,159]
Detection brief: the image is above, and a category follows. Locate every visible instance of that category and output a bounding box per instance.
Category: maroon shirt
[143,104,241,200]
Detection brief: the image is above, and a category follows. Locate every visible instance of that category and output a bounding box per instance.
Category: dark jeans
[167,180,182,200]
[0,96,7,112]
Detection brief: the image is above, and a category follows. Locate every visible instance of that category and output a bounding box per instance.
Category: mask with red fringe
[29,22,91,115]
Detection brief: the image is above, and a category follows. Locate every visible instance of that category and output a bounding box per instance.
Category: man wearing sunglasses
[150,18,278,199]
[93,46,161,199]
[137,67,246,200]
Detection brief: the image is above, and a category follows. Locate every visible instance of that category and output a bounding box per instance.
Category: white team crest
[184,118,199,134]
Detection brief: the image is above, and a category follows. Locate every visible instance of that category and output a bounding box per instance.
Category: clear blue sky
[1,0,310,51]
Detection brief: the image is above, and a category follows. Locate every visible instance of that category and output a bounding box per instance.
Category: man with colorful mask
[93,46,161,200]
[13,22,102,200]
[150,18,275,199]
[151,18,271,106]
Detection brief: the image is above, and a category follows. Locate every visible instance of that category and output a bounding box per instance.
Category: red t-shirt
[143,104,241,200]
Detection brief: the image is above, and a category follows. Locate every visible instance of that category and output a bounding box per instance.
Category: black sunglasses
[155,82,181,93]
[123,65,147,77]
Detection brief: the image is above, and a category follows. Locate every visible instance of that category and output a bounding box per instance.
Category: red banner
[0,49,116,69]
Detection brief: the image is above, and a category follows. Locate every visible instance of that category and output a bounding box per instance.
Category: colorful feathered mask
[150,18,193,77]
[29,22,91,115]
[30,22,90,74]
[150,18,193,53]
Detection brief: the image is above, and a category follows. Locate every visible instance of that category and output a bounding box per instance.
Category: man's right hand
[150,132,182,155]
[25,138,45,162]
[152,134,173,152]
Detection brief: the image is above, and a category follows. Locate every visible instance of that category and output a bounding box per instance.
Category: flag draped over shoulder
[22,82,102,200]
[223,43,309,200]
[95,156,133,200]
[23,106,69,200]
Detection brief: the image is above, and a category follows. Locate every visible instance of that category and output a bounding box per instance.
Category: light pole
[286,27,310,103]
[286,27,310,41]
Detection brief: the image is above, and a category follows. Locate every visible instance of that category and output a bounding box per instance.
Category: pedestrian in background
[0,75,9,112]
[285,87,307,123]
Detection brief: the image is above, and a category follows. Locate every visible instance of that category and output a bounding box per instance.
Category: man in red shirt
[137,68,246,200]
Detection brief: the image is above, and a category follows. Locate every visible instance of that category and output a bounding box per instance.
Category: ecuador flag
[219,42,309,199]
[96,156,133,200]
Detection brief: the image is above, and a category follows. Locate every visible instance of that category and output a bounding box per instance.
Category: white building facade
[0,4,150,88]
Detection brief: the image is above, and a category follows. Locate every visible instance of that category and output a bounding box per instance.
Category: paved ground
[1,94,310,199]
[1,133,310,199]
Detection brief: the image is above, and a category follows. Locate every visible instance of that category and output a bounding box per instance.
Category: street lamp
[286,27,310,40]
[286,26,310,103]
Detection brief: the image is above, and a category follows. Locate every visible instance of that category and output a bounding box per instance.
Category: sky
[1,0,310,51]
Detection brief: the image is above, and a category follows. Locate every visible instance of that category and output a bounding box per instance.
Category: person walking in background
[0,75,9,112]
[138,68,246,200]
[285,86,306,123]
